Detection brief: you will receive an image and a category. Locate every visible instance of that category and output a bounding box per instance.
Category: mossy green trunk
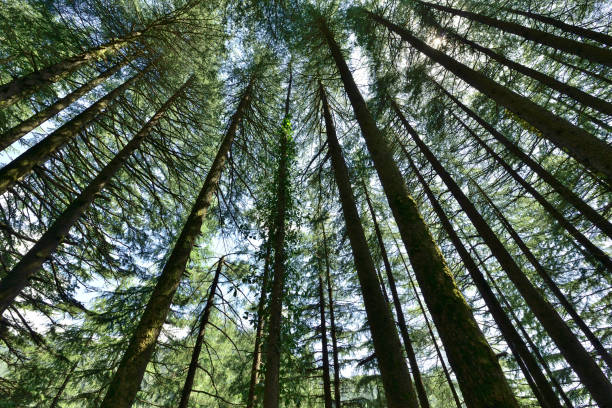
[0,76,190,316]
[319,17,518,408]
[99,79,253,408]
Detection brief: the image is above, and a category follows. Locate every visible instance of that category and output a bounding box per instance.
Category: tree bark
[319,82,419,408]
[246,236,272,408]
[0,33,142,109]
[0,75,191,315]
[0,65,150,196]
[0,59,129,152]
[414,1,612,65]
[502,7,612,47]
[318,269,333,408]
[363,183,430,408]
[399,145,563,408]
[262,68,292,408]
[438,85,612,240]
[368,11,612,184]
[317,16,518,408]
[392,101,612,407]
[99,77,254,408]
[473,181,612,370]
[177,256,224,408]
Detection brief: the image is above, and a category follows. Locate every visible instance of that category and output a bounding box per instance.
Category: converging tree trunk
[99,76,254,408]
[317,15,519,407]
[0,75,192,315]
[392,101,612,406]
[366,11,612,184]
[0,65,150,196]
[318,268,333,408]
[178,256,224,408]
[0,58,129,152]
[363,183,430,408]
[319,82,419,408]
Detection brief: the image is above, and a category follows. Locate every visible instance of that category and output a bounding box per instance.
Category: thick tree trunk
[398,144,563,408]
[449,111,612,270]
[178,257,223,408]
[319,82,419,408]
[0,33,142,109]
[318,270,333,408]
[321,222,341,408]
[99,78,254,408]
[262,69,292,408]
[436,25,612,115]
[0,65,149,196]
[502,7,612,47]
[0,59,129,152]
[473,182,612,370]
[438,85,612,240]
[0,75,190,315]
[317,17,518,408]
[393,102,612,406]
[363,184,430,408]
[368,11,612,184]
[415,1,612,65]
[246,237,272,408]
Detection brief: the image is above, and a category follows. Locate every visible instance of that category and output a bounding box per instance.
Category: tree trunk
[99,77,254,408]
[246,236,272,408]
[1,58,129,152]
[317,16,518,408]
[473,181,612,370]
[392,101,612,406]
[363,183,430,408]
[318,270,333,408]
[321,222,341,408]
[414,1,612,65]
[399,145,563,408]
[0,33,142,109]
[502,7,612,47]
[49,359,79,408]
[0,75,191,315]
[449,111,612,270]
[178,257,224,408]
[368,11,612,184]
[0,65,150,196]
[319,82,419,408]
[438,85,612,240]
[262,68,292,408]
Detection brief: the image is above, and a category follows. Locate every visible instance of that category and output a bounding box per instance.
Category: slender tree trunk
[434,24,612,115]
[319,82,419,408]
[0,65,150,196]
[363,184,430,408]
[414,1,612,65]
[178,257,224,408]
[469,243,574,408]
[49,359,79,408]
[545,52,612,85]
[438,85,612,240]
[399,147,563,408]
[99,77,254,408]
[0,34,142,109]
[449,111,612,270]
[502,7,612,47]
[473,182,612,370]
[262,68,292,408]
[317,17,518,408]
[246,237,272,408]
[0,75,190,315]
[318,270,333,408]
[389,232,462,408]
[1,59,129,152]
[321,222,341,408]
[367,11,612,184]
[392,102,612,406]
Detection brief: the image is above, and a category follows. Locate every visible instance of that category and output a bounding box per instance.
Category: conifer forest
[1,0,612,406]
